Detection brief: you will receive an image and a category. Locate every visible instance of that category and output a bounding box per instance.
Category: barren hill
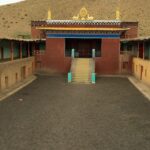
[0,0,150,38]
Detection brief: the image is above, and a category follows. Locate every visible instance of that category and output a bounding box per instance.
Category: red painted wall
[95,39,120,75]
[121,22,138,38]
[31,27,45,39]
[35,38,120,75]
[37,38,71,73]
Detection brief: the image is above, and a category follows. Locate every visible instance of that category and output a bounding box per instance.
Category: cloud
[0,0,25,6]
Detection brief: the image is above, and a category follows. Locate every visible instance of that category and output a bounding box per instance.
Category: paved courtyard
[0,76,150,150]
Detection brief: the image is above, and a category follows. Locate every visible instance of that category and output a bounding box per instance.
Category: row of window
[0,42,46,61]
[121,42,150,60]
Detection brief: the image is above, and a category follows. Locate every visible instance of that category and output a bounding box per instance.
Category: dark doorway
[65,39,101,58]
[15,73,18,83]
[0,47,4,60]
[21,66,26,80]
[140,65,143,80]
[5,76,9,88]
[139,43,144,59]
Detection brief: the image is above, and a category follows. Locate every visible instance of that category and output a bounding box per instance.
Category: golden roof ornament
[116,9,120,20]
[47,9,52,20]
[116,0,121,20]
[73,7,94,20]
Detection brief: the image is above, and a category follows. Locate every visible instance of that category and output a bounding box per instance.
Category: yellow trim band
[36,27,129,31]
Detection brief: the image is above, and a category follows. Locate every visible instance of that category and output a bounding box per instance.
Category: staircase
[71,58,93,84]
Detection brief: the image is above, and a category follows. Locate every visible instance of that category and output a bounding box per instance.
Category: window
[144,42,150,60]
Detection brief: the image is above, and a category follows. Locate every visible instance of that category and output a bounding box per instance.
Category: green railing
[71,48,75,58]
[68,72,72,83]
[92,48,96,58]
[68,49,75,83]
[91,73,96,84]
[91,49,96,84]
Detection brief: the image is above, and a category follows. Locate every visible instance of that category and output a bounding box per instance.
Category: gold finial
[73,7,94,20]
[116,9,120,20]
[116,0,120,20]
[80,7,88,20]
[47,9,52,20]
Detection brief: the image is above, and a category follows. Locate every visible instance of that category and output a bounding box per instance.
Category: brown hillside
[0,0,150,38]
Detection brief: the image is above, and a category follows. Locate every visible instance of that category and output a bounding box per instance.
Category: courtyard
[0,76,150,150]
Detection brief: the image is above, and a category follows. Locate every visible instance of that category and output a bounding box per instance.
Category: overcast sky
[0,0,25,6]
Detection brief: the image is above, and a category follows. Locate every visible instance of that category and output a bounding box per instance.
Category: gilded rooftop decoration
[72,7,94,21]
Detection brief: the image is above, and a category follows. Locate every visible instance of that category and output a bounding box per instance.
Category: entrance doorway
[139,43,144,59]
[65,39,101,58]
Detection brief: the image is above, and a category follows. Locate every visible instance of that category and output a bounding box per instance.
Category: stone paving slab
[128,76,150,101]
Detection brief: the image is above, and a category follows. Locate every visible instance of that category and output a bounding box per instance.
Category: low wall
[119,52,133,74]
[133,58,150,86]
[0,57,35,90]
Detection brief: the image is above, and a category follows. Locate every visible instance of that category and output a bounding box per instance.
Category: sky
[0,0,25,6]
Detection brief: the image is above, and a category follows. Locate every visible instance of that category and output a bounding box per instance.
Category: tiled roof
[46,20,121,25]
[0,37,46,42]
[121,36,150,42]
[31,20,138,27]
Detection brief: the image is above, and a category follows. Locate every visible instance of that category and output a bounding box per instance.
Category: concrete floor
[0,76,150,150]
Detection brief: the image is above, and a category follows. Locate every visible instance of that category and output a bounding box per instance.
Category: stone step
[73,77,90,79]
[73,74,90,76]
[71,58,93,84]
[73,78,90,80]
[72,79,91,82]
[72,80,91,84]
[73,75,90,77]
[73,72,90,74]
[74,69,90,71]
[73,70,90,72]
